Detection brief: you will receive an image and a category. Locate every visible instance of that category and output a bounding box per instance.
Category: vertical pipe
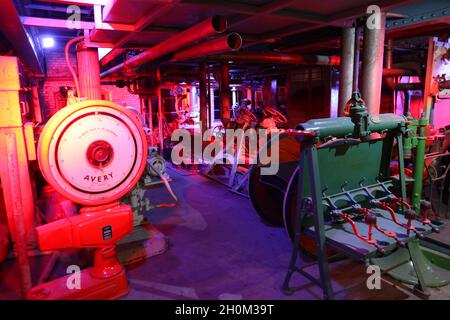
[352,25,361,92]
[251,81,256,111]
[411,114,428,214]
[384,39,397,113]
[423,38,435,122]
[156,67,164,154]
[231,86,237,108]
[199,63,208,147]
[207,66,212,128]
[219,63,231,126]
[76,42,102,100]
[338,27,355,116]
[361,12,386,114]
[146,98,155,146]
[210,84,215,126]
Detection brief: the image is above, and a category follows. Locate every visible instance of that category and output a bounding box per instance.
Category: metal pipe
[361,12,386,114]
[65,36,84,97]
[411,114,428,214]
[173,33,242,62]
[207,65,212,128]
[210,52,340,65]
[156,67,164,154]
[76,42,102,100]
[383,68,416,77]
[100,15,227,78]
[199,63,208,146]
[338,27,355,116]
[384,39,396,113]
[352,25,361,92]
[219,63,231,126]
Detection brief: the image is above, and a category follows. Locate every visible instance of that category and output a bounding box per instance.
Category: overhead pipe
[100,15,227,78]
[210,52,340,66]
[173,33,242,62]
[383,68,416,77]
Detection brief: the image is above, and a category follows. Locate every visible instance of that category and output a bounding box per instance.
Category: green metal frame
[282,92,445,299]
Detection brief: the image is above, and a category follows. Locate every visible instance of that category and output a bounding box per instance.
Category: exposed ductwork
[100,15,227,78]
[1,0,43,76]
[209,52,340,65]
[173,33,242,62]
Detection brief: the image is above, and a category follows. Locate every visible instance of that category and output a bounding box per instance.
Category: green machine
[281,92,450,299]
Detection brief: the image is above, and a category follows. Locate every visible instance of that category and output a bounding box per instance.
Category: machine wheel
[248,133,301,226]
[249,166,285,226]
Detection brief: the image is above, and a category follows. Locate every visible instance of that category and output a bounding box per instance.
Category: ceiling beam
[1,0,43,76]
[184,0,327,24]
[24,3,91,14]
[244,0,423,49]
[98,2,178,67]
[41,0,109,5]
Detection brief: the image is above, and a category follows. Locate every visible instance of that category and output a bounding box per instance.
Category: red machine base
[26,267,128,300]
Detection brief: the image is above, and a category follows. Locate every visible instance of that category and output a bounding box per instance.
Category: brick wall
[39,48,139,120]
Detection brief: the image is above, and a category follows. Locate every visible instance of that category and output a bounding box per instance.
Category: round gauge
[38,100,148,206]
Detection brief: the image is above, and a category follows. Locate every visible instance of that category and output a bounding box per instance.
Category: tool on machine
[27,100,148,299]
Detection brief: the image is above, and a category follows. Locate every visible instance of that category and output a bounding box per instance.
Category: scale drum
[37,100,148,206]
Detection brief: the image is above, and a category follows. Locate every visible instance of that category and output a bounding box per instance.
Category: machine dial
[38,100,148,206]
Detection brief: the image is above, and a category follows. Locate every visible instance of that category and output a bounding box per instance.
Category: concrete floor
[123,168,450,300]
[2,168,450,300]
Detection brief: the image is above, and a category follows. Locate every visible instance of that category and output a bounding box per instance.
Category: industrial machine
[203,105,287,197]
[26,100,148,299]
[251,92,450,299]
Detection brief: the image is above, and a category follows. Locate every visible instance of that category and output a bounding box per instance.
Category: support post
[411,114,428,214]
[338,27,355,116]
[219,63,231,127]
[156,67,164,154]
[423,38,436,122]
[308,146,334,299]
[199,63,208,148]
[361,12,386,114]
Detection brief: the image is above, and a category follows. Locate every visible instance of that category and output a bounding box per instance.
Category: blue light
[42,37,55,49]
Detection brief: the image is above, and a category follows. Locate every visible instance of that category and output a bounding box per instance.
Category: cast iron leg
[408,241,430,296]
[282,211,303,295]
[308,147,334,300]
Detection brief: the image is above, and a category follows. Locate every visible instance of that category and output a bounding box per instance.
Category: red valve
[374,200,423,238]
[337,211,385,254]
[358,208,405,247]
